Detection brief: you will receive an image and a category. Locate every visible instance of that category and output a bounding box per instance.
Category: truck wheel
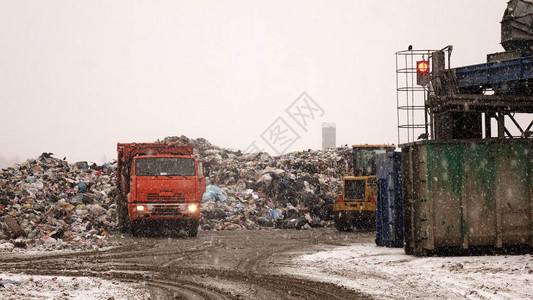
[130,221,138,236]
[187,220,199,237]
[334,219,344,231]
[334,216,351,232]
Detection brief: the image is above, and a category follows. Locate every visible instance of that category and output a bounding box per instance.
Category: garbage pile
[163,135,352,231]
[0,136,352,251]
[0,153,117,251]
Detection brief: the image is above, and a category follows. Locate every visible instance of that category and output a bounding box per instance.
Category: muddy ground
[0,228,375,299]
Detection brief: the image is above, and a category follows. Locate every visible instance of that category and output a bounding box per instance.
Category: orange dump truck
[116,142,206,236]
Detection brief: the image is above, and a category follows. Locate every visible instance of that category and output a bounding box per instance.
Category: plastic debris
[202,185,227,203]
[0,153,117,251]
[0,279,19,286]
[0,135,353,251]
[162,135,351,231]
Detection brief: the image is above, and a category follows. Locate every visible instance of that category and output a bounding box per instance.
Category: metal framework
[397,47,533,143]
[428,94,533,138]
[395,49,436,145]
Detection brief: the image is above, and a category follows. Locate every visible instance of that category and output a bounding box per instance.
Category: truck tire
[334,218,344,231]
[334,215,352,232]
[130,221,141,237]
[187,220,199,237]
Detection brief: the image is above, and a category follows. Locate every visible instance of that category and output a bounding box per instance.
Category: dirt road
[0,228,374,299]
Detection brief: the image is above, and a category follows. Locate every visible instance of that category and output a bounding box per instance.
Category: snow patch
[0,273,151,300]
[283,243,533,299]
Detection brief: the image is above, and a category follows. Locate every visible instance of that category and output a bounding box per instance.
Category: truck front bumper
[128,202,201,220]
[333,201,376,212]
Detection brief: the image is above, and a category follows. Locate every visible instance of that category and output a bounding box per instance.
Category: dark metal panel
[427,94,533,114]
[464,143,497,246]
[376,152,403,248]
[414,145,432,251]
[402,139,533,255]
[434,112,482,140]
[427,143,464,249]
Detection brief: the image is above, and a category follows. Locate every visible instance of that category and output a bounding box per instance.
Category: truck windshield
[135,157,195,176]
[353,148,388,176]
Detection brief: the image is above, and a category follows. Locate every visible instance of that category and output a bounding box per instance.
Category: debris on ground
[0,135,352,251]
[0,153,117,251]
[163,135,351,231]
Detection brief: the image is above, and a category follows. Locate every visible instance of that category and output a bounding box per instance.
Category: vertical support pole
[485,112,492,138]
[497,112,505,138]
[424,104,429,139]
[430,108,435,140]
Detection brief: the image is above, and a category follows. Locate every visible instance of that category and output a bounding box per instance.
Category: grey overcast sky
[0,0,508,167]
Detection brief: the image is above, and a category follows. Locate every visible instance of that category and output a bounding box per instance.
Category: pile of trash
[0,136,352,251]
[0,153,117,251]
[163,135,352,231]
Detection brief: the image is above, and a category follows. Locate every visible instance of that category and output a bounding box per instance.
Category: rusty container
[402,139,533,255]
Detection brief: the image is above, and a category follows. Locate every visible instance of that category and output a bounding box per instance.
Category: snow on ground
[0,273,154,300]
[3,242,533,299]
[282,243,533,300]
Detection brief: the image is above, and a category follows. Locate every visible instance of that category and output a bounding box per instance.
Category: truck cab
[116,143,206,237]
[129,155,203,220]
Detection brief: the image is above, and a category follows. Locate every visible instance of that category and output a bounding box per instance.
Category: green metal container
[402,139,533,255]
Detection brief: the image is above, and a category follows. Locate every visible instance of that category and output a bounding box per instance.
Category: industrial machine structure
[116,142,206,237]
[333,145,395,231]
[397,0,533,255]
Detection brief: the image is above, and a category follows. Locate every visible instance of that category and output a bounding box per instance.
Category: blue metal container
[375,152,403,247]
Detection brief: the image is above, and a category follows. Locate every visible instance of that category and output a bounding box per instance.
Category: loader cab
[352,145,395,176]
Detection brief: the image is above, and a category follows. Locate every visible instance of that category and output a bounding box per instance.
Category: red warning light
[416,60,430,85]
[417,61,429,73]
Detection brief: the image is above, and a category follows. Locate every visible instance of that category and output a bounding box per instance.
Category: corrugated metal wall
[402,139,533,255]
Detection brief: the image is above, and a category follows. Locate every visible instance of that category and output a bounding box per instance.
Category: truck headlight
[187,204,198,212]
[136,205,146,211]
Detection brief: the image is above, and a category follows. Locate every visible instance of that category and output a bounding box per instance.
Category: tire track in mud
[1,256,366,300]
[0,264,232,300]
[0,229,374,299]
[132,279,231,300]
